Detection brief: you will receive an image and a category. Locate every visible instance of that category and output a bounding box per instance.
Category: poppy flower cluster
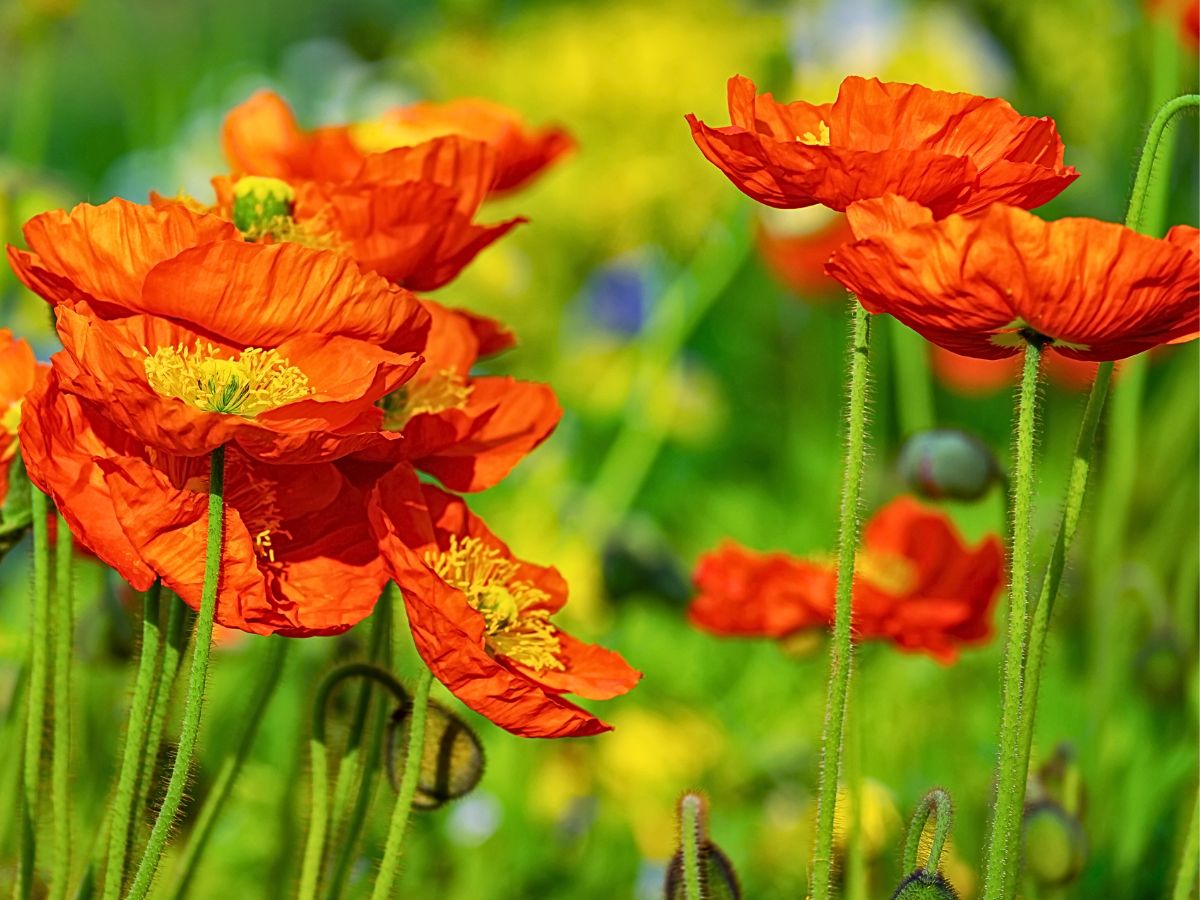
[690,497,1005,663]
[7,93,638,738]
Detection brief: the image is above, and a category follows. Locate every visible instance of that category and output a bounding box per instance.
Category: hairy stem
[49,516,73,900]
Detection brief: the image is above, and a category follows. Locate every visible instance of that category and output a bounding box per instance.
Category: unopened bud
[664,792,742,899]
[1135,628,1187,702]
[890,870,960,899]
[387,699,485,810]
[231,176,295,237]
[897,430,1000,502]
[1023,801,1086,887]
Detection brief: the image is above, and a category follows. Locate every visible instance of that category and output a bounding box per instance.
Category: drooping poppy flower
[0,330,43,506]
[223,90,573,195]
[368,473,640,738]
[20,369,394,636]
[690,496,1005,663]
[686,75,1077,221]
[825,196,1199,360]
[8,198,430,462]
[756,209,855,300]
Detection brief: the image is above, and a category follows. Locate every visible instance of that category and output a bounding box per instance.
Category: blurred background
[0,0,1197,897]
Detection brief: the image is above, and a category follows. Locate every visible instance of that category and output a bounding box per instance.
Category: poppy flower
[223,90,573,194]
[368,473,640,738]
[377,301,561,492]
[9,198,430,462]
[691,496,1005,663]
[825,195,1199,360]
[686,75,1077,220]
[20,369,394,636]
[0,330,44,506]
[756,210,856,300]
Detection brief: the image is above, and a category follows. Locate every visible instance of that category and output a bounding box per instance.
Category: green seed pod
[890,870,960,899]
[897,429,1001,502]
[231,176,295,238]
[387,699,485,810]
[1023,801,1087,887]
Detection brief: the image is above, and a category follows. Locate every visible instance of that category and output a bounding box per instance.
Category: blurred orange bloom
[691,496,1005,663]
[223,90,572,194]
[21,370,395,636]
[931,346,1115,396]
[756,212,855,300]
[827,196,1199,360]
[0,330,44,506]
[8,199,430,462]
[369,475,640,738]
[687,75,1077,220]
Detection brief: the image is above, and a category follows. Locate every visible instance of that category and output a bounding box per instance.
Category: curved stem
[1124,94,1199,234]
[809,299,872,900]
[680,793,703,900]
[49,516,73,900]
[901,789,953,875]
[981,342,1043,900]
[15,488,52,900]
[1172,791,1199,900]
[126,446,226,900]
[370,667,434,900]
[165,636,289,899]
[298,663,410,900]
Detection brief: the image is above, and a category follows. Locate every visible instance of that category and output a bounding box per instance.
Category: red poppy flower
[825,196,1200,360]
[20,369,394,636]
[756,211,855,300]
[377,300,561,492]
[223,90,573,194]
[0,330,44,505]
[686,75,1077,221]
[369,472,640,738]
[691,496,1005,663]
[9,199,430,462]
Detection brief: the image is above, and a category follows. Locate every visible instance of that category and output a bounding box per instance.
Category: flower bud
[1023,801,1086,887]
[890,870,960,899]
[387,699,485,810]
[1134,628,1187,702]
[231,176,295,238]
[664,792,742,900]
[897,430,1000,502]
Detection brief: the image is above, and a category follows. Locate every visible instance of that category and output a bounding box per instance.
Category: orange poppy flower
[756,211,856,300]
[9,199,430,462]
[691,496,1005,663]
[21,370,393,636]
[376,300,561,492]
[223,90,573,194]
[369,473,640,738]
[825,196,1199,360]
[686,75,1077,220]
[0,330,44,506]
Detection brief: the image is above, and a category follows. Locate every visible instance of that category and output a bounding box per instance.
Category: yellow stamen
[381,370,472,430]
[798,120,831,146]
[855,550,917,596]
[144,341,313,417]
[427,535,564,672]
[1,399,22,462]
[230,175,344,251]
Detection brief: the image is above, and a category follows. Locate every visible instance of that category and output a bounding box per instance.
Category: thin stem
[370,667,434,900]
[809,299,872,900]
[15,488,52,900]
[1172,791,1199,900]
[887,316,935,436]
[49,516,74,900]
[298,663,410,900]
[680,794,703,900]
[126,445,226,900]
[101,584,165,900]
[167,637,290,900]
[1124,94,1199,235]
[981,341,1043,900]
[901,789,954,875]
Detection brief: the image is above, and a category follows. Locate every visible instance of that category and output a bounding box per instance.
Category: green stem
[298,663,410,900]
[809,299,872,900]
[680,793,702,900]
[887,316,935,436]
[49,516,73,900]
[981,341,1043,900]
[1172,791,1199,900]
[166,637,289,899]
[370,667,434,900]
[901,788,954,875]
[1124,94,1200,236]
[100,586,165,900]
[15,488,52,900]
[126,446,226,900]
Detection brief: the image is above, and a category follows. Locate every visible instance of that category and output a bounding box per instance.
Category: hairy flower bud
[897,429,1001,502]
[387,699,485,810]
[1023,801,1086,887]
[664,792,741,900]
[890,870,960,899]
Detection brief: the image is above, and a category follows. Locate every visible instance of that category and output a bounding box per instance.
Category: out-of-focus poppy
[826,196,1199,360]
[20,370,394,636]
[369,474,640,738]
[0,330,43,506]
[691,496,1005,663]
[686,75,1077,220]
[756,209,855,300]
[1147,0,1200,47]
[931,345,1115,396]
[8,199,430,462]
[223,90,573,195]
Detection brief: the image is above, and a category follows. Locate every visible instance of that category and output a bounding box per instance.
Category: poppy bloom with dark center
[691,496,1005,663]
[369,474,640,738]
[686,75,1077,221]
[826,195,1199,360]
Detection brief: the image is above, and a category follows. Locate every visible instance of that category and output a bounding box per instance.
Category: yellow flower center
[144,342,314,418]
[855,550,917,596]
[349,117,458,153]
[798,120,831,146]
[380,370,472,430]
[230,175,344,251]
[427,535,564,672]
